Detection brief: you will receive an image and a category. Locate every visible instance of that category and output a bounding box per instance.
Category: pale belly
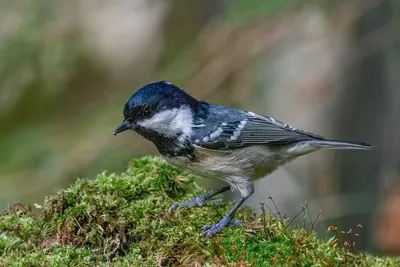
[165,145,289,181]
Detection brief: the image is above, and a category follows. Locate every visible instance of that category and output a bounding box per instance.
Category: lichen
[0,156,399,266]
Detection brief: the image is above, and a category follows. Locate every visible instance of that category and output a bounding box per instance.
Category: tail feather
[309,139,374,150]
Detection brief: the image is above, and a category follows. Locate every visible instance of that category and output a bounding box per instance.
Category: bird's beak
[113,120,131,135]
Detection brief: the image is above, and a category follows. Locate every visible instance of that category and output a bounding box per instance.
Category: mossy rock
[0,157,399,266]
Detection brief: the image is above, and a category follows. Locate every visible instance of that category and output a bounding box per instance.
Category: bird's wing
[194,112,324,150]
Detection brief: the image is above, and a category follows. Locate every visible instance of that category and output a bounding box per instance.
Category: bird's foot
[200,219,243,237]
[168,195,221,213]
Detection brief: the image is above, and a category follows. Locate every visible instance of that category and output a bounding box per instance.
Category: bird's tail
[308,139,374,150]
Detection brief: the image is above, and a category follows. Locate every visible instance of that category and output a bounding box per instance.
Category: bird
[113,81,374,237]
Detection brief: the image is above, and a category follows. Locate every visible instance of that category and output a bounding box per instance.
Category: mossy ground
[0,157,399,266]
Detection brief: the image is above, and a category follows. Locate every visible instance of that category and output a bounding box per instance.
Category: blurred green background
[1,0,399,253]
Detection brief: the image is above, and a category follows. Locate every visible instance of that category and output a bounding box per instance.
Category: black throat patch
[135,127,197,161]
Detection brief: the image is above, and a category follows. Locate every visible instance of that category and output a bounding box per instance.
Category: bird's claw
[205,199,222,206]
[200,220,243,237]
[168,203,180,213]
[228,220,243,227]
[168,197,221,213]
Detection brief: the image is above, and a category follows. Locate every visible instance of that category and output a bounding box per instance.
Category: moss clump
[0,156,399,266]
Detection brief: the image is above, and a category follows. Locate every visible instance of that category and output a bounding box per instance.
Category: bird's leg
[168,185,230,213]
[200,196,248,237]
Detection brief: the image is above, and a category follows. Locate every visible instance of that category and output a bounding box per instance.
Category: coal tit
[113,81,373,237]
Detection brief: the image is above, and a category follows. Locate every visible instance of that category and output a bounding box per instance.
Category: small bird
[113,81,373,237]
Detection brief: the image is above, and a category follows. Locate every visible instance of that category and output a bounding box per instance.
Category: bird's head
[113,81,198,140]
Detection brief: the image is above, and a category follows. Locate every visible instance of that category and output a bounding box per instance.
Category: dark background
[1,0,399,253]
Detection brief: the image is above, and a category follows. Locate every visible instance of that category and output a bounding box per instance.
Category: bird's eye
[143,108,151,116]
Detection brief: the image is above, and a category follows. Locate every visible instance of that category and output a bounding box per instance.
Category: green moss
[0,156,399,266]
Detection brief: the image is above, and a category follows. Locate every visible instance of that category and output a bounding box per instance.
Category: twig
[268,197,282,220]
[304,200,313,230]
[287,205,306,227]
[311,209,323,231]
[260,202,273,239]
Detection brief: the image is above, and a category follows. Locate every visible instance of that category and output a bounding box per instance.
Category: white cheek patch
[137,107,194,140]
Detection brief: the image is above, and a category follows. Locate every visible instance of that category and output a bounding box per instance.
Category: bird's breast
[163,144,293,181]
[181,145,288,180]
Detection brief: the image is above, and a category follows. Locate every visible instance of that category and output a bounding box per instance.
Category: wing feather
[196,113,324,150]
